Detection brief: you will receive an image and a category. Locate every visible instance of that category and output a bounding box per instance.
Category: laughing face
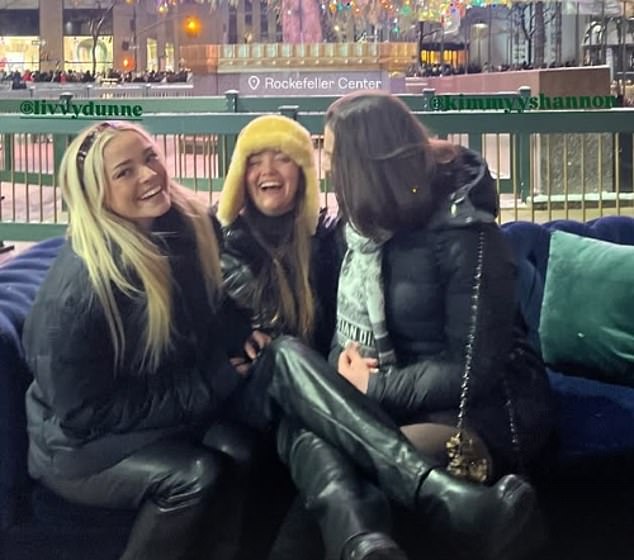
[245,149,301,217]
[103,130,171,231]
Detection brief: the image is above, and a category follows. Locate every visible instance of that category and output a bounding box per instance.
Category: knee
[268,335,302,358]
[268,335,320,375]
[285,430,355,491]
[203,421,261,469]
[284,427,320,467]
[153,450,225,509]
[277,418,325,468]
[291,435,389,516]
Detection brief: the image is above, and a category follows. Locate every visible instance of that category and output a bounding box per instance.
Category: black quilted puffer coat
[330,148,555,472]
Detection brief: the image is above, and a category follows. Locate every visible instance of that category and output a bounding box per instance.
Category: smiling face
[102,130,171,231]
[244,149,301,217]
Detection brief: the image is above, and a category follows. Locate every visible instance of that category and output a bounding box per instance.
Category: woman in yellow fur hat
[218,113,328,351]
[218,114,407,560]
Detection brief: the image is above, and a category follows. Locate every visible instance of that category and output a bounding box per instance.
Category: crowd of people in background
[0,68,191,90]
[403,59,634,104]
[406,59,587,78]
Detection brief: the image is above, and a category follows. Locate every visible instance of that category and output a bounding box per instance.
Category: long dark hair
[243,173,315,342]
[325,91,458,242]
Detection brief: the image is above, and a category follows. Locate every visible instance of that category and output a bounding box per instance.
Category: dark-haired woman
[320,91,555,556]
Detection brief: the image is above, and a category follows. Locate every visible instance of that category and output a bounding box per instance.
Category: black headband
[76,122,114,190]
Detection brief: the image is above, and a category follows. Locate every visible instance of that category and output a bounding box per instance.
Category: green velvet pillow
[539,231,634,387]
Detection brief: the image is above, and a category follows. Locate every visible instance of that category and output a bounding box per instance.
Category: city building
[0,0,631,81]
[0,0,225,75]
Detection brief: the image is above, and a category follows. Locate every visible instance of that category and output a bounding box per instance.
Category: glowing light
[184,15,202,37]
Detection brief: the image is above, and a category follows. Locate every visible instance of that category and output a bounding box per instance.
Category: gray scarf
[335,224,397,368]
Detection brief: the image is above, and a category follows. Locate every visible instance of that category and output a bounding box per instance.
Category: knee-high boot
[119,451,225,560]
[265,337,545,560]
[120,498,212,560]
[277,418,407,560]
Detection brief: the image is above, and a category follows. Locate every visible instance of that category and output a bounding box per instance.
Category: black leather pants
[226,340,399,560]
[258,336,543,560]
[38,438,226,560]
[261,336,432,509]
[277,419,393,560]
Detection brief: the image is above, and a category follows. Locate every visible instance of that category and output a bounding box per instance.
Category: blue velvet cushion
[502,216,634,337]
[502,216,634,465]
[540,232,634,387]
[0,237,65,529]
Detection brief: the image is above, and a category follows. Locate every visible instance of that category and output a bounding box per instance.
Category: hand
[243,330,272,361]
[337,342,379,394]
[230,356,251,378]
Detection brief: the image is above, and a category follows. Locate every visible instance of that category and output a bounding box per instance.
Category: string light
[310,0,514,39]
[417,0,512,22]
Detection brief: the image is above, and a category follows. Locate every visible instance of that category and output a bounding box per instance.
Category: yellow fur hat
[217,114,320,234]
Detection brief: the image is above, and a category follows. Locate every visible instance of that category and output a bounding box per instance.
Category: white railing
[0,83,194,100]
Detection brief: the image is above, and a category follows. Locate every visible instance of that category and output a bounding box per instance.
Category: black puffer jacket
[23,209,250,479]
[221,210,340,357]
[331,148,555,470]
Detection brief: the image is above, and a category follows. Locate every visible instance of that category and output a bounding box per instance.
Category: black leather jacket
[331,148,554,468]
[23,209,251,479]
[221,210,341,357]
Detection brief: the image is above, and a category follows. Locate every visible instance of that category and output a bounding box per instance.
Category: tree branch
[94,0,118,38]
[89,0,118,77]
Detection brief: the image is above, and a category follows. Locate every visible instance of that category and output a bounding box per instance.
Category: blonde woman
[22,121,252,560]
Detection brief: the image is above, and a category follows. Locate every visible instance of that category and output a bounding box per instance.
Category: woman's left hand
[243,330,272,360]
[337,342,378,394]
[230,356,252,377]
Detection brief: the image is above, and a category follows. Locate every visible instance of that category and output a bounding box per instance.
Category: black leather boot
[200,421,261,560]
[342,533,409,560]
[265,337,544,560]
[120,498,213,560]
[416,469,545,560]
[119,450,225,560]
[278,418,405,560]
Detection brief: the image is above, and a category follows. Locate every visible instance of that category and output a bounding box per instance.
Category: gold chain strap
[445,229,525,482]
[446,230,490,483]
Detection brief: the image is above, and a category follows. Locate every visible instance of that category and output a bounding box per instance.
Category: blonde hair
[60,121,222,373]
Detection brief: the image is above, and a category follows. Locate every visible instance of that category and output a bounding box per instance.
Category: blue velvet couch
[501,216,634,478]
[1,217,634,560]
